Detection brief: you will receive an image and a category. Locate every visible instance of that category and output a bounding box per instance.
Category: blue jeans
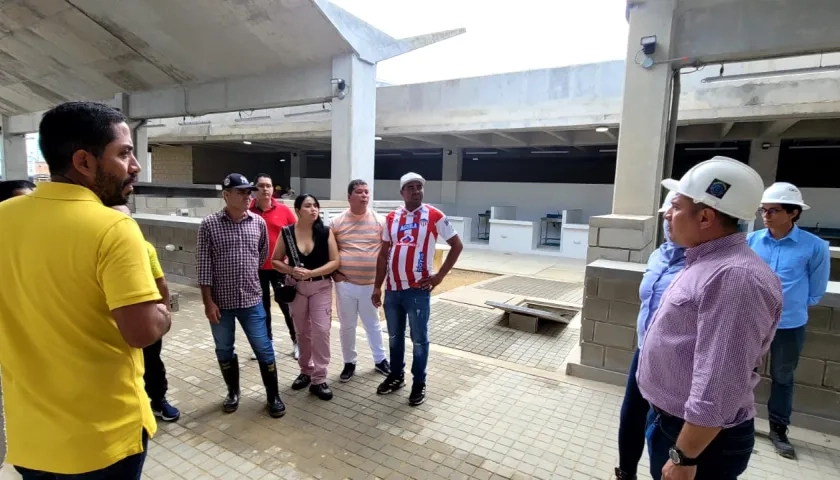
[15,430,148,479]
[210,304,275,364]
[384,288,431,384]
[646,409,754,480]
[768,325,806,426]
[617,349,649,475]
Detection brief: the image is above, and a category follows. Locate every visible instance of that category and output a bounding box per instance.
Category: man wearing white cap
[637,157,783,480]
[372,172,463,406]
[747,182,830,459]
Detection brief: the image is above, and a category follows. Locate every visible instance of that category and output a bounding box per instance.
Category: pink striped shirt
[637,233,783,428]
[382,204,457,291]
[330,209,384,285]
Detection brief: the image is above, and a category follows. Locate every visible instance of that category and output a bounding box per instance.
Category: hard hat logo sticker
[705,179,731,199]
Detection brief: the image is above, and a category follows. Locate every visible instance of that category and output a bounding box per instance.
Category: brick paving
[423,301,579,371]
[4,287,840,479]
[477,276,584,305]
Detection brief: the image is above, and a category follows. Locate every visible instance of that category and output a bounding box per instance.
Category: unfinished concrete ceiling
[0,0,395,115]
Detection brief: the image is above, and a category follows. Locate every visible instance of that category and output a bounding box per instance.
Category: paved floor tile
[477,276,584,305]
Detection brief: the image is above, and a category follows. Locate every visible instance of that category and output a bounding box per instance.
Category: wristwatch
[669,446,699,466]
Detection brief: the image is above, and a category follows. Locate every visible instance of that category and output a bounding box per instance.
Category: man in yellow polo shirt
[0,101,171,478]
[113,205,181,423]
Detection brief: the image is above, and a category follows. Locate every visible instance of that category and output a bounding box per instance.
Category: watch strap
[670,446,699,467]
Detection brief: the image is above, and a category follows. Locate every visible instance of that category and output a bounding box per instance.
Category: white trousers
[335,281,387,364]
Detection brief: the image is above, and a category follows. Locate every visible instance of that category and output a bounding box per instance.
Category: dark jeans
[210,304,275,364]
[646,409,754,480]
[384,288,431,384]
[142,339,167,402]
[617,348,649,475]
[15,430,148,480]
[768,325,806,426]
[258,269,296,342]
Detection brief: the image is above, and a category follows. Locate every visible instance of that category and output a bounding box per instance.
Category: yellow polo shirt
[0,183,160,474]
[146,241,165,279]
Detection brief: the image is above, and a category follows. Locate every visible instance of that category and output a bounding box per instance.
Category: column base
[586,214,656,263]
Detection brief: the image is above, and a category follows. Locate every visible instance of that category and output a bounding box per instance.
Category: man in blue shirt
[747,182,830,460]
[615,191,686,480]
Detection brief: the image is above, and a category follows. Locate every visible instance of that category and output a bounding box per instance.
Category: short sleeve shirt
[382,204,457,290]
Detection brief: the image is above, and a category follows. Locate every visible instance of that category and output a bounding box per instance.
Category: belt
[652,405,678,419]
[300,275,329,282]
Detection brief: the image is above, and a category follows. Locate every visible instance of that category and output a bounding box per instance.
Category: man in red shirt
[372,172,463,406]
[249,173,299,360]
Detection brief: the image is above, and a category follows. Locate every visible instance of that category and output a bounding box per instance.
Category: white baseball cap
[400,172,425,190]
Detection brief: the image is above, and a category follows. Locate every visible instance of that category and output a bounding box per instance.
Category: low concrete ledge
[133,213,203,230]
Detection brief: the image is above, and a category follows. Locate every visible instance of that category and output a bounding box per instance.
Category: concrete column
[290,150,305,193]
[441,146,461,205]
[749,139,780,187]
[134,124,151,183]
[587,0,676,264]
[330,53,376,200]
[2,115,28,180]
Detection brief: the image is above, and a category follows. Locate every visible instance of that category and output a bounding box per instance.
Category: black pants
[617,348,649,475]
[258,269,296,342]
[143,340,167,402]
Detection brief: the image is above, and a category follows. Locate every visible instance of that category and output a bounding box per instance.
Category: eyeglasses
[759,207,784,216]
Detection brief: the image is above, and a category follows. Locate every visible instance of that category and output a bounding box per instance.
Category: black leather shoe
[219,355,240,413]
[614,467,637,480]
[292,373,311,390]
[309,382,333,401]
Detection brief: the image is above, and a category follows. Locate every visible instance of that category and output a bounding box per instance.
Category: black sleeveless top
[282,224,330,270]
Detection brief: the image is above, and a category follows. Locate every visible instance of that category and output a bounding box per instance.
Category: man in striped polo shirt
[331,179,392,382]
[372,172,463,406]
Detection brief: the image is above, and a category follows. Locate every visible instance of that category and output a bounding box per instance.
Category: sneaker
[250,353,257,361]
[340,363,356,382]
[151,399,181,422]
[408,383,426,406]
[309,382,333,401]
[292,342,300,360]
[292,373,311,390]
[770,423,796,459]
[376,374,405,395]
[374,359,391,376]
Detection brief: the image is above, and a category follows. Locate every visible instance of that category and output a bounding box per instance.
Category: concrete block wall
[133,194,224,217]
[571,258,840,435]
[136,216,200,286]
[587,214,656,264]
[151,145,193,184]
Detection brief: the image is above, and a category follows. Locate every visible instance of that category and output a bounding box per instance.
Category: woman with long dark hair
[271,194,340,400]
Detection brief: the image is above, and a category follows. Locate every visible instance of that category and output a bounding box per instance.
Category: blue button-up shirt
[637,240,686,349]
[747,225,831,330]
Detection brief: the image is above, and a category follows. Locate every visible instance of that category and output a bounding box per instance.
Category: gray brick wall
[587,214,656,264]
[574,258,840,428]
[151,145,193,184]
[137,219,199,286]
[133,195,225,217]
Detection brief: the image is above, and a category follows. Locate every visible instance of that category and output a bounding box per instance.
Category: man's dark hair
[347,179,368,196]
[780,203,802,223]
[0,180,36,202]
[254,173,272,184]
[38,101,127,175]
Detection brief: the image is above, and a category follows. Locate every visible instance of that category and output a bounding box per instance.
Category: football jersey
[382,204,458,291]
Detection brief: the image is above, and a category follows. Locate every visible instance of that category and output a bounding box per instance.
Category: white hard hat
[761,182,810,210]
[661,156,764,221]
[658,191,677,213]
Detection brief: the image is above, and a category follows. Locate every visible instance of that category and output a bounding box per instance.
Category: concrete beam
[541,130,571,144]
[674,0,840,65]
[720,121,736,138]
[370,29,467,64]
[492,131,528,146]
[761,119,800,138]
[128,62,335,120]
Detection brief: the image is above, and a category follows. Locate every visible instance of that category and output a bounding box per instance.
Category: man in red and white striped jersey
[372,172,463,406]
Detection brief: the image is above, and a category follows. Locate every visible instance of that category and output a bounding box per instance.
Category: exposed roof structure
[0,0,463,116]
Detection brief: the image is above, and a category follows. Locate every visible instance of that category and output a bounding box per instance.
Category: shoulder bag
[275,226,301,303]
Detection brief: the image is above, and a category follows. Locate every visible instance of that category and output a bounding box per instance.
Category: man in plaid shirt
[197,173,286,418]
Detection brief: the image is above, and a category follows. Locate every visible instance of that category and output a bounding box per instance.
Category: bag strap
[282,226,302,267]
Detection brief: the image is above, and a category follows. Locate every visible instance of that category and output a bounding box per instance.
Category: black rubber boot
[614,467,637,480]
[258,361,287,418]
[219,355,240,413]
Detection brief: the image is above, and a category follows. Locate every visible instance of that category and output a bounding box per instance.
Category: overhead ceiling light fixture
[178,120,211,126]
[464,151,498,155]
[374,136,383,141]
[234,115,272,123]
[701,64,840,84]
[530,150,568,154]
[413,152,441,156]
[788,145,840,150]
[599,149,618,153]
[684,146,737,151]
[242,141,252,145]
[595,126,610,133]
